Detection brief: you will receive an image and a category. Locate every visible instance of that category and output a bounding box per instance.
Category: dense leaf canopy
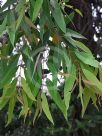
[0,0,102,125]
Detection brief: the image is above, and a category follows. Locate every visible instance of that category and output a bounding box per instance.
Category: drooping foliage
[0,0,102,125]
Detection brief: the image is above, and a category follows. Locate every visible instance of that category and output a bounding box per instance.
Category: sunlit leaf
[75,51,99,68]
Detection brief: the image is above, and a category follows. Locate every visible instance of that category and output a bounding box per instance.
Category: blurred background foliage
[0,100,102,136]
[0,0,102,135]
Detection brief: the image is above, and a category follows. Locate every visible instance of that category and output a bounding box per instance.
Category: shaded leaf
[41,93,54,124]
[0,55,19,88]
[7,11,16,46]
[52,2,66,33]
[32,0,43,21]
[21,78,36,101]
[0,79,17,110]
[75,9,83,17]
[81,64,102,95]
[7,94,16,125]
[64,64,76,110]
[0,16,7,36]
[16,0,25,30]
[47,80,67,119]
[65,28,86,39]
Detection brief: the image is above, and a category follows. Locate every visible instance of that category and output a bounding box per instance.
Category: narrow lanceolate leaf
[79,72,84,110]
[33,93,42,124]
[41,93,54,124]
[7,94,16,125]
[81,64,102,95]
[32,0,43,21]
[47,80,67,119]
[0,55,19,89]
[0,79,17,110]
[40,12,47,41]
[82,87,91,117]
[66,37,92,54]
[65,12,75,25]
[0,16,7,36]
[52,2,66,33]
[65,28,86,39]
[7,11,16,46]
[21,78,36,101]
[16,0,25,30]
[75,9,83,17]
[21,91,29,120]
[75,51,99,68]
[64,64,76,110]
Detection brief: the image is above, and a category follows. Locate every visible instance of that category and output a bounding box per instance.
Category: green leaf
[20,91,29,120]
[66,37,92,54]
[24,69,37,97]
[32,0,43,21]
[7,11,16,46]
[21,19,32,39]
[52,2,66,33]
[99,67,102,82]
[22,45,33,61]
[65,28,86,39]
[0,55,19,89]
[33,93,42,124]
[7,94,16,125]
[64,64,76,110]
[75,51,99,68]
[82,87,91,117]
[21,78,36,101]
[65,12,75,24]
[78,72,84,111]
[47,80,67,119]
[0,79,17,110]
[40,12,47,41]
[75,9,83,17]
[0,16,7,36]
[42,0,53,26]
[24,63,40,98]
[81,64,102,95]
[41,93,54,124]
[16,0,25,30]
